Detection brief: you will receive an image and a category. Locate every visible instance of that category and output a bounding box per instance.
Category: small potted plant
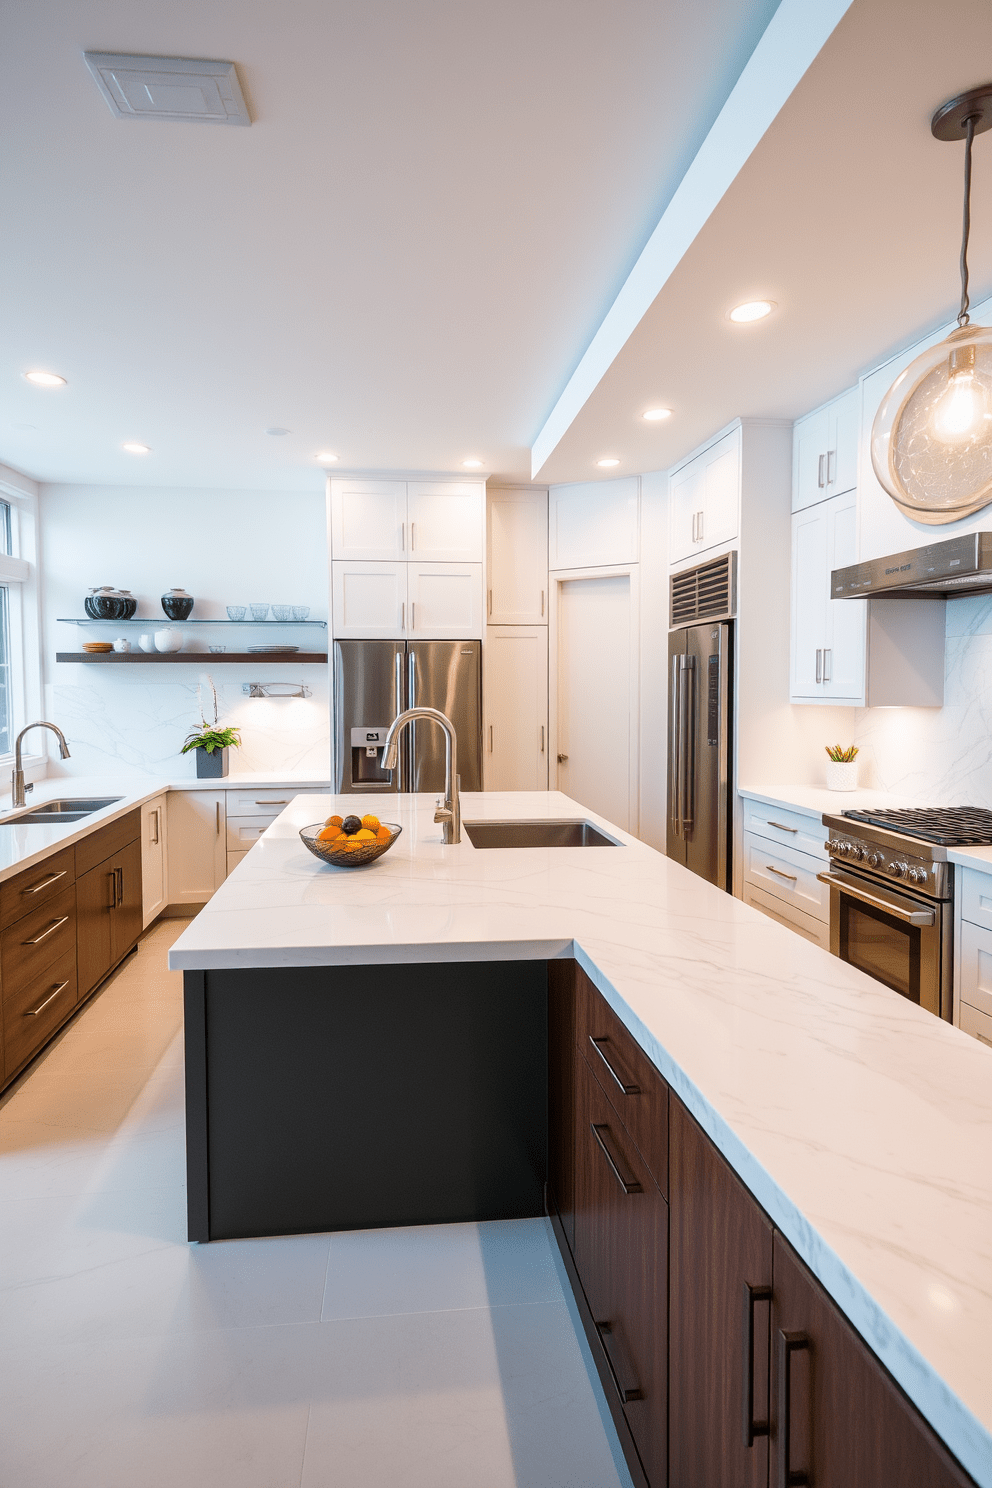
[181,677,241,778]
[825,743,859,792]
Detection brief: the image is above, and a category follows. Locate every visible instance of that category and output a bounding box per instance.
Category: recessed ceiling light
[23,370,66,387]
[462,458,483,468]
[597,457,620,468]
[728,299,775,323]
[122,442,150,454]
[642,407,672,422]
[315,452,339,464]
[265,426,290,436]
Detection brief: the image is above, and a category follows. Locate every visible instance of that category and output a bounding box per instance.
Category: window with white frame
[0,481,43,766]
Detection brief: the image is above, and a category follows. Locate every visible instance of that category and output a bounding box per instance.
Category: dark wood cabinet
[669,1094,774,1488]
[770,1233,975,1488]
[110,838,142,964]
[3,947,77,1079]
[76,835,142,999]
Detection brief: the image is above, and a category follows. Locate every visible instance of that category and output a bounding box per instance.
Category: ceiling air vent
[83,53,250,126]
[670,551,737,628]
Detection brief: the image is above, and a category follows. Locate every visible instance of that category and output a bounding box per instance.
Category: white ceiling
[0,0,782,490]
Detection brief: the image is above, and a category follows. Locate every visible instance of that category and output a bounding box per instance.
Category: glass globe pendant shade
[870,322,992,524]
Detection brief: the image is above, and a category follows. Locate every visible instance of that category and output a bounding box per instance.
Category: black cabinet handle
[108,870,117,909]
[742,1282,772,1446]
[588,1036,640,1095]
[590,1122,642,1194]
[778,1329,811,1487]
[595,1321,643,1403]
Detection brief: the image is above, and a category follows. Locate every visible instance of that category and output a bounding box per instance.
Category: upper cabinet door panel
[406,482,484,563]
[550,478,639,570]
[407,562,483,638]
[793,405,831,513]
[669,461,703,564]
[330,480,407,561]
[828,386,859,496]
[487,489,548,624]
[332,561,407,638]
[823,491,865,701]
[790,505,829,698]
[669,427,740,562]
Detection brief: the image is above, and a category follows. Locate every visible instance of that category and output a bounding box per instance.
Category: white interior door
[556,574,632,831]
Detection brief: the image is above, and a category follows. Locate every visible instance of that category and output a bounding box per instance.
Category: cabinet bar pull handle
[817,453,826,488]
[116,866,123,904]
[23,870,66,895]
[815,648,822,684]
[216,802,221,835]
[23,915,69,945]
[778,1330,811,1487]
[589,1036,640,1095]
[401,601,406,632]
[24,980,69,1017]
[151,809,159,845]
[822,648,831,682]
[541,589,545,616]
[742,1283,772,1446]
[401,521,405,551]
[827,449,836,484]
[765,865,798,882]
[540,725,545,753]
[109,870,117,909]
[488,588,492,616]
[595,1321,643,1404]
[489,724,493,752]
[768,821,797,834]
[410,521,415,550]
[255,800,288,805]
[411,602,416,631]
[590,1122,642,1194]
[697,510,704,540]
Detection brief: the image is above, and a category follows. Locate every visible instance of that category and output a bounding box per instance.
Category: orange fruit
[317,825,341,842]
[376,826,391,842]
[324,814,343,828]
[354,828,376,841]
[361,813,380,831]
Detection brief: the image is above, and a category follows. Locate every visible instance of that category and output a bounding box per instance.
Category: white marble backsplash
[854,594,992,805]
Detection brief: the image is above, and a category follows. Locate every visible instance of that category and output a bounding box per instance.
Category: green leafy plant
[180,674,241,755]
[825,743,859,763]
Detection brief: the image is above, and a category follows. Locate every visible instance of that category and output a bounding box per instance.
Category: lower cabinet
[76,823,143,999]
[140,793,168,928]
[167,790,227,905]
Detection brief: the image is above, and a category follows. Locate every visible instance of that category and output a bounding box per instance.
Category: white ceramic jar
[826,760,858,791]
[154,627,184,653]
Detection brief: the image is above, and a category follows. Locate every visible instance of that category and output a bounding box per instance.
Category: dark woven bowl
[299,821,402,868]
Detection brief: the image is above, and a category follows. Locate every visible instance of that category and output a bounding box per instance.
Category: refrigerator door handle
[680,655,695,834]
[407,649,417,789]
[670,654,685,839]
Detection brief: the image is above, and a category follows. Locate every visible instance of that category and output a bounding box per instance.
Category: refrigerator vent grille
[670,552,737,627]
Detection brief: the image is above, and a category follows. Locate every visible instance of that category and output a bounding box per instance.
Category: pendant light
[871,85,992,524]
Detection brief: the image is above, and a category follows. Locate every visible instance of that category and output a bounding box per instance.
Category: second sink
[463,819,621,849]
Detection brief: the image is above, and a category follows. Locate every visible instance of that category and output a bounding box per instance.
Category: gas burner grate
[841,806,992,846]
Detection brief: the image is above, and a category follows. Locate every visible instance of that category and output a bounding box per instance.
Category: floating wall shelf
[57,618,327,627]
[56,651,328,665]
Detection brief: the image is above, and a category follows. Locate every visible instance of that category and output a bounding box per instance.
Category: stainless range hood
[831,532,992,599]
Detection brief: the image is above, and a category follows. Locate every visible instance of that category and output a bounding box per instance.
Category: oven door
[817,864,952,1020]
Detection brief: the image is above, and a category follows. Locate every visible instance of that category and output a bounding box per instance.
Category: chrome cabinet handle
[589,1036,639,1095]
[679,654,695,833]
[23,870,67,895]
[815,648,822,684]
[778,1330,811,1488]
[488,724,493,752]
[401,520,405,551]
[488,588,492,616]
[24,980,69,1017]
[697,510,704,541]
[742,1283,772,1447]
[816,870,936,925]
[116,866,123,904]
[590,1122,642,1195]
[768,821,797,834]
[401,601,406,631]
[215,802,221,835]
[410,521,415,550]
[595,1321,643,1405]
[817,452,826,487]
[24,915,69,945]
[411,601,416,630]
[765,864,798,882]
[150,808,159,845]
[255,800,288,805]
[670,653,682,836]
[540,589,545,616]
[827,449,836,484]
[109,869,117,908]
[540,725,545,753]
[822,648,831,682]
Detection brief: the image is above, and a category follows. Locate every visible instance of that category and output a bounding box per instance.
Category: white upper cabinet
[330,480,407,561]
[407,482,484,562]
[332,560,408,638]
[792,387,859,513]
[487,488,548,624]
[668,427,740,565]
[549,478,638,570]
[790,490,865,703]
[408,562,483,638]
[483,626,548,790]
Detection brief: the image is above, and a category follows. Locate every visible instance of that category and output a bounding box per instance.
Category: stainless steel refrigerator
[666,620,733,891]
[333,639,482,795]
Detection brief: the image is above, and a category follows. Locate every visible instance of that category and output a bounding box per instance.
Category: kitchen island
[169,790,992,1488]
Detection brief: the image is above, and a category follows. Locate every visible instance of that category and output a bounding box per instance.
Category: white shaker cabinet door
[166,791,227,905]
[822,489,865,701]
[790,503,829,698]
[330,480,407,561]
[669,427,740,562]
[792,404,832,512]
[828,385,859,497]
[668,460,702,565]
[487,489,548,624]
[407,562,483,638]
[484,626,548,790]
[140,793,168,928]
[406,482,484,562]
[332,561,408,638]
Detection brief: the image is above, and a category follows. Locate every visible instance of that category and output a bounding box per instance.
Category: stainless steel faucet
[381,706,461,844]
[12,721,71,807]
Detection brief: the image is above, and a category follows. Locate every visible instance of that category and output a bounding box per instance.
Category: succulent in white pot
[825,743,859,791]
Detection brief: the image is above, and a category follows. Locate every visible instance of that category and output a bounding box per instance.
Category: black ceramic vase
[161,588,194,620]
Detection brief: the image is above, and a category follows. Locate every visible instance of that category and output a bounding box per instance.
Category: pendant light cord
[959,112,977,327]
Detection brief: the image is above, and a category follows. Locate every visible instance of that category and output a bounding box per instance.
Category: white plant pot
[154,627,184,653]
[826,759,858,792]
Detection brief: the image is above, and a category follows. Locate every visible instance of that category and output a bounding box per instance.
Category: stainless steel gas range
[819,806,992,1022]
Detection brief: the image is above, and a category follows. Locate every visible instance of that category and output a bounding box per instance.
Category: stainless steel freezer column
[407,641,482,793]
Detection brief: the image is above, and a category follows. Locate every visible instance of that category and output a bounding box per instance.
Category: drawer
[744,882,831,950]
[959,867,992,934]
[742,798,827,859]
[743,833,828,922]
[3,947,78,1080]
[0,845,76,929]
[959,1000,992,1049]
[959,919,992,1019]
[226,816,274,851]
[574,963,668,1197]
[224,788,321,818]
[2,883,77,991]
[76,808,141,875]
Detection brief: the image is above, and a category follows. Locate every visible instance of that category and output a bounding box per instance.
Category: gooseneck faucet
[12,721,71,808]
[381,706,461,844]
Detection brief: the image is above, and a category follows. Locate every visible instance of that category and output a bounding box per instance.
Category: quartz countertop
[169,790,992,1486]
[740,782,928,819]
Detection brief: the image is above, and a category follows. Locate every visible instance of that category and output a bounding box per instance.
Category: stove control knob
[866,852,884,869]
[908,867,928,884]
[887,861,910,879]
[855,845,870,861]
[827,839,841,854]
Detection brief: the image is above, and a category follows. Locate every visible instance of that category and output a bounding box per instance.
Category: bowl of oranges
[299,812,401,868]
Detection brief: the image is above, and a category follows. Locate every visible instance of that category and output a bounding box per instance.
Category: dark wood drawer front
[575,963,669,1196]
[3,947,77,1079]
[75,808,140,875]
[574,1053,668,1486]
[0,845,75,929]
[2,883,77,990]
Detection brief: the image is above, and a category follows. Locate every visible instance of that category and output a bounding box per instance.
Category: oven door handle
[816,870,936,926]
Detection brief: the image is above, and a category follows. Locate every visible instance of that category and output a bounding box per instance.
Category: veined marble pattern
[50,677,329,778]
[171,790,992,1488]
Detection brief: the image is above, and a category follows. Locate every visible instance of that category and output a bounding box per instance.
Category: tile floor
[0,918,632,1487]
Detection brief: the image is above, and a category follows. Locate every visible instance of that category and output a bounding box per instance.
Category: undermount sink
[463,819,621,850]
[7,796,124,824]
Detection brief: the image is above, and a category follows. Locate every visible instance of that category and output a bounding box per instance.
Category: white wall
[40,485,330,778]
[638,470,668,851]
